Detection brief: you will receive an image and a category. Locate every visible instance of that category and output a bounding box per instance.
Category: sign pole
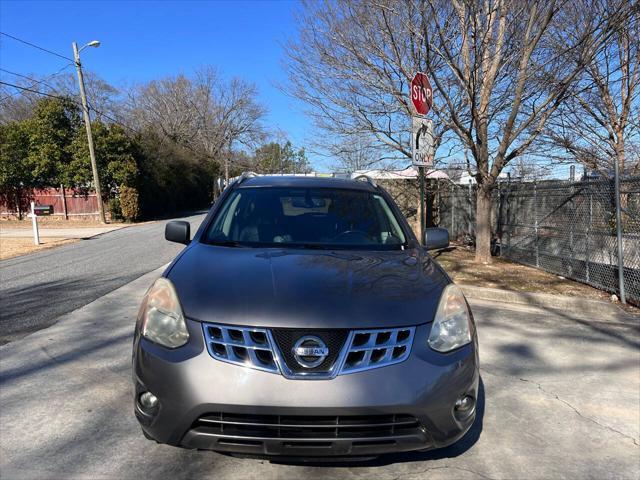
[30,201,40,246]
[419,166,425,242]
[411,116,434,244]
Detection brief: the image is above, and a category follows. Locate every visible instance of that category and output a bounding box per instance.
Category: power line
[1,68,60,90]
[2,80,135,133]
[0,32,73,62]
[0,80,74,102]
[0,63,73,101]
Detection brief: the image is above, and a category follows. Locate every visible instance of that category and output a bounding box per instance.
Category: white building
[351,166,450,181]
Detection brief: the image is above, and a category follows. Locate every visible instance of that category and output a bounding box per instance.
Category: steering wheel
[332,230,370,242]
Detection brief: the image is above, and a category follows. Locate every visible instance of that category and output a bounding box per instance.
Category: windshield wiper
[278,243,328,250]
[209,240,245,248]
[299,244,328,250]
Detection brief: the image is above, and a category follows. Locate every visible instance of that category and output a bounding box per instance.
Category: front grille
[341,327,415,374]
[270,329,349,373]
[202,324,278,373]
[192,413,421,439]
[202,322,416,378]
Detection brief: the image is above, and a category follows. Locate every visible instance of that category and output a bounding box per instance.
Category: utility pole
[73,41,106,224]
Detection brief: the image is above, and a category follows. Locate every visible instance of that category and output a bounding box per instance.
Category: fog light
[139,391,159,410]
[455,395,475,413]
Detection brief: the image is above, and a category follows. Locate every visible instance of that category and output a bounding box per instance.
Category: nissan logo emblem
[292,335,329,368]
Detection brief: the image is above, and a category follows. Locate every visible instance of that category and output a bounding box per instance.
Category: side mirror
[424,227,449,250]
[165,221,190,245]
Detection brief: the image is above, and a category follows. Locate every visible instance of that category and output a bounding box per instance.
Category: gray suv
[133,174,479,459]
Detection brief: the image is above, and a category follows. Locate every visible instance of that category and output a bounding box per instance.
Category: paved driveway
[0,213,206,344]
[0,268,638,479]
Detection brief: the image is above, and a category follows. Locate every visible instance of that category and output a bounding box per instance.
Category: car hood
[167,243,449,329]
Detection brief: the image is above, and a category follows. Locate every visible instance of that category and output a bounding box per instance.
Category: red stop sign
[410,72,433,116]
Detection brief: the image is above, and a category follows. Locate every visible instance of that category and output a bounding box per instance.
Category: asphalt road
[0,212,207,344]
[0,266,638,479]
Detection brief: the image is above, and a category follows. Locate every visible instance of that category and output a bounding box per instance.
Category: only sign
[410,72,433,116]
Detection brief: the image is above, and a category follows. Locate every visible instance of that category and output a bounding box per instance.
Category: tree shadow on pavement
[0,276,116,345]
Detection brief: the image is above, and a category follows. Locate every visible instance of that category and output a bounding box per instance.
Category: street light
[82,40,101,50]
[72,39,106,224]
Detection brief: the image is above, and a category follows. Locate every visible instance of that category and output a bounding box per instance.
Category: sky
[0,0,324,165]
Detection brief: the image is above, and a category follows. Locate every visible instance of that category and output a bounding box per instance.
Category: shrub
[108,197,122,220]
[119,185,140,221]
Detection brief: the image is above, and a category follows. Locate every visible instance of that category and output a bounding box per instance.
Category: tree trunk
[15,187,22,221]
[475,186,493,263]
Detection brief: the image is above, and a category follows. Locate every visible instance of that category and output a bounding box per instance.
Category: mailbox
[34,205,53,216]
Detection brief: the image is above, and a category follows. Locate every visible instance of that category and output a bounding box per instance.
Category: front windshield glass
[204,187,407,250]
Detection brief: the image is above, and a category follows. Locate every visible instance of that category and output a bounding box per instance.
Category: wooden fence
[0,187,101,219]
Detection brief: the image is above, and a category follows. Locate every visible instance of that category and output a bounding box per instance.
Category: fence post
[498,182,503,257]
[506,173,511,255]
[534,182,539,268]
[586,183,591,283]
[451,189,456,240]
[569,182,575,277]
[613,159,626,304]
[436,180,441,226]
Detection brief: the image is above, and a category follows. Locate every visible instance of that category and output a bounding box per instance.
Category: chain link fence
[438,176,640,306]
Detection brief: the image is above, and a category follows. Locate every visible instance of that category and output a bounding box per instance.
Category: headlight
[140,277,189,348]
[428,284,472,352]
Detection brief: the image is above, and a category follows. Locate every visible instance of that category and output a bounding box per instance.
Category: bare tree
[508,156,551,181]
[0,88,40,124]
[545,0,640,177]
[287,0,630,262]
[329,135,390,173]
[187,68,267,180]
[51,72,121,122]
[128,74,203,144]
[411,0,630,262]
[285,1,454,163]
[127,67,266,183]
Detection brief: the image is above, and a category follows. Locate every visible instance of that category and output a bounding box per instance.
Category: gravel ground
[0,212,206,344]
[0,237,78,261]
[434,245,617,300]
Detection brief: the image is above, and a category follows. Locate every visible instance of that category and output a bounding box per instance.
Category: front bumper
[133,319,479,457]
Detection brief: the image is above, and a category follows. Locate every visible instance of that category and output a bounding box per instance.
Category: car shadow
[268,377,485,468]
[429,246,456,259]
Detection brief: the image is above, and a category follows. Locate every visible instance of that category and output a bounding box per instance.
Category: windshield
[204,187,407,250]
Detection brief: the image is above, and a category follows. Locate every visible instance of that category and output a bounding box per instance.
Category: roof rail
[353,174,378,189]
[235,171,258,186]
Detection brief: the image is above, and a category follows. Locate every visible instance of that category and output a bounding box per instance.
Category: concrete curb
[460,285,637,321]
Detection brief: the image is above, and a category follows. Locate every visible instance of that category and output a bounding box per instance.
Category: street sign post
[410,72,433,116]
[409,72,434,243]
